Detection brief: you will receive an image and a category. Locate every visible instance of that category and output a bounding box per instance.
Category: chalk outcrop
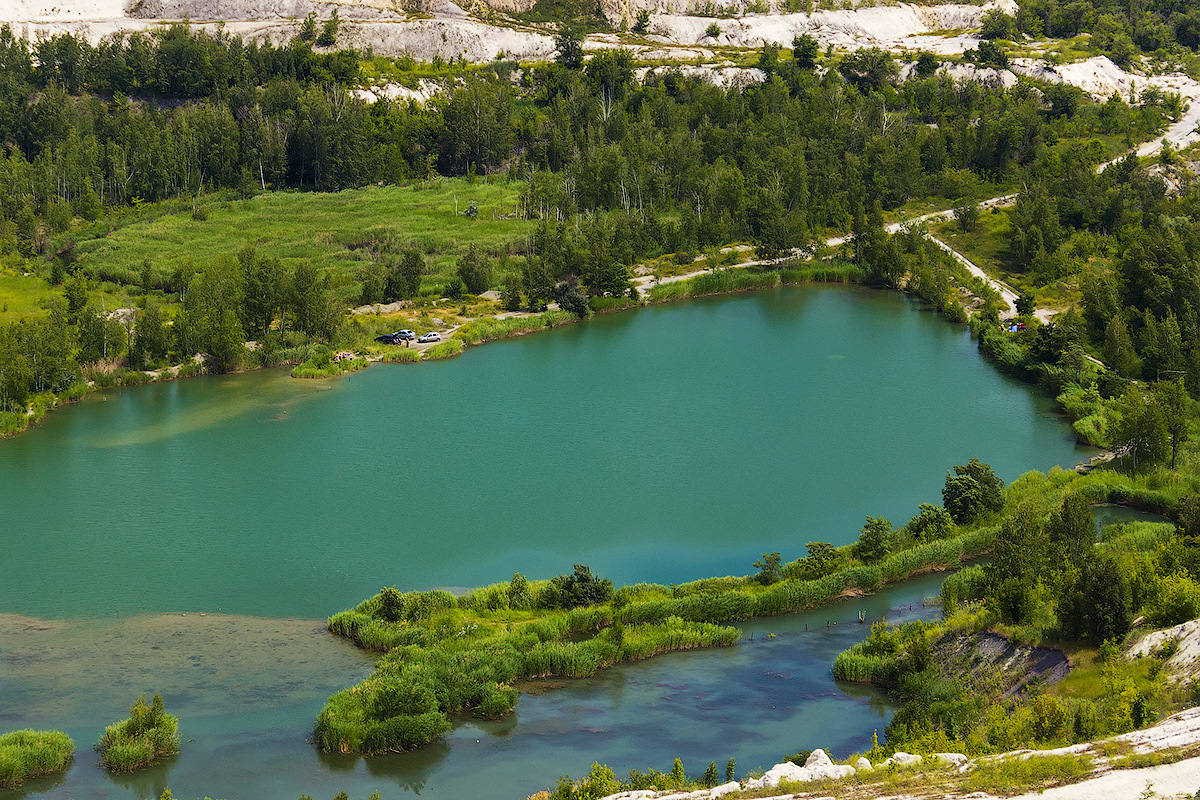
[743,748,857,789]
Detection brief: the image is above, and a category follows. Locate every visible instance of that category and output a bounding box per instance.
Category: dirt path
[630,195,1037,322]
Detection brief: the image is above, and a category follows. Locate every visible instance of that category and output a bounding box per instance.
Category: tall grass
[96,695,180,772]
[0,410,28,437]
[422,340,464,360]
[291,357,369,378]
[376,347,421,363]
[0,730,74,789]
[316,516,1000,756]
[648,269,780,303]
[963,754,1093,794]
[833,644,895,683]
[453,311,571,345]
[779,264,866,284]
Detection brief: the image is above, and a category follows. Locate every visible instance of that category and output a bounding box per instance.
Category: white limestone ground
[1128,620,1200,686]
[592,708,1200,800]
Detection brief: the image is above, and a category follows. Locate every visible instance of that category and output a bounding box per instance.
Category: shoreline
[0,262,958,440]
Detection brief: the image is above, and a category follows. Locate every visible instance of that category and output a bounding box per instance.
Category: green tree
[1058,554,1131,641]
[942,458,1005,523]
[838,48,897,92]
[1104,315,1141,379]
[507,572,532,609]
[980,9,1016,39]
[1152,379,1191,470]
[1015,291,1036,316]
[954,201,980,233]
[299,12,317,42]
[792,34,819,69]
[316,10,339,47]
[375,586,405,622]
[359,259,388,305]
[546,565,613,608]
[753,552,782,585]
[632,9,651,33]
[853,516,894,564]
[391,250,424,301]
[130,302,168,369]
[501,277,522,312]
[208,307,244,374]
[1112,387,1169,472]
[553,277,589,318]
[1029,695,1067,741]
[63,272,89,327]
[555,27,584,69]
[456,245,492,295]
[1047,492,1096,568]
[702,761,718,788]
[906,503,953,542]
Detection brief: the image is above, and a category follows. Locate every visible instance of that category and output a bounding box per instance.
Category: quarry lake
[0,285,1092,799]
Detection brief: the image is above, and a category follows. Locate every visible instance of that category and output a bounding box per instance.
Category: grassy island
[97,694,181,772]
[317,463,1006,755]
[0,730,74,789]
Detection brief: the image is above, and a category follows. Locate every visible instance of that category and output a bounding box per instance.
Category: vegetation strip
[0,729,74,790]
[317,460,1008,755]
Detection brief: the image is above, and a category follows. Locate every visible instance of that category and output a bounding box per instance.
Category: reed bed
[0,730,74,789]
[96,695,180,773]
[317,520,996,755]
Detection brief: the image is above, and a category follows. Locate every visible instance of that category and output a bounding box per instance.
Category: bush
[942,459,1005,524]
[97,694,180,772]
[0,730,74,789]
[907,503,954,542]
[853,516,895,564]
[1146,572,1200,627]
[423,340,463,360]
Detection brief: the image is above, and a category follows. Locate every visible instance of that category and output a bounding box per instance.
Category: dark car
[374,329,417,345]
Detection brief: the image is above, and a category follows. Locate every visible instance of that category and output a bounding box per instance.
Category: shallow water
[0,286,1092,620]
[0,573,945,800]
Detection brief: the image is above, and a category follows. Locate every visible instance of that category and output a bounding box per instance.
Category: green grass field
[0,264,140,324]
[66,179,529,298]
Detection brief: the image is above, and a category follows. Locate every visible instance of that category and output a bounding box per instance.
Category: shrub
[853,516,895,564]
[942,459,1005,524]
[543,565,614,609]
[754,552,782,585]
[907,503,954,542]
[97,694,180,772]
[0,730,74,789]
[1029,695,1067,742]
[423,340,463,360]
[1146,572,1200,627]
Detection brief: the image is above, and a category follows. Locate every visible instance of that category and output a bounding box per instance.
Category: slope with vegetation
[0,18,1181,437]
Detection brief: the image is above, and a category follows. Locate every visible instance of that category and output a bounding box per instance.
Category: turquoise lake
[0,285,1093,799]
[0,285,1089,620]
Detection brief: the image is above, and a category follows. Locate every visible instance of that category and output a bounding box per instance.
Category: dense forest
[0,19,1193,440]
[986,0,1200,64]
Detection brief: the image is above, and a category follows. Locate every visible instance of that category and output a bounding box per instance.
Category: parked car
[417,332,441,343]
[373,329,417,345]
